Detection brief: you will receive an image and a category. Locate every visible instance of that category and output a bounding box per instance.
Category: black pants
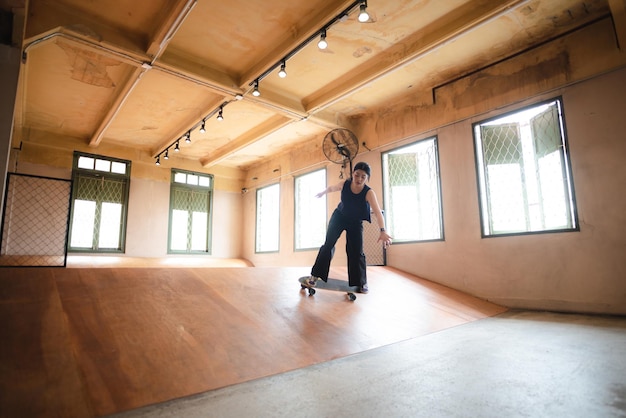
[311,209,367,288]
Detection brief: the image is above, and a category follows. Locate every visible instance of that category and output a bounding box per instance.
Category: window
[294,169,327,250]
[256,183,280,253]
[69,152,131,252]
[168,169,213,253]
[382,137,443,242]
[473,98,577,236]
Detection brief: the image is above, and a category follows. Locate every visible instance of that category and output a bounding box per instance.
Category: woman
[304,161,392,293]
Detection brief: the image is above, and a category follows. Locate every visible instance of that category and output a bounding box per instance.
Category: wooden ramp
[0,266,506,417]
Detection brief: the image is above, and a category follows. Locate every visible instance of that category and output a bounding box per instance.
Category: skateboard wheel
[348,292,356,301]
[308,288,316,296]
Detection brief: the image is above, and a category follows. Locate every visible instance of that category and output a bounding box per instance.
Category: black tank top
[338,179,371,223]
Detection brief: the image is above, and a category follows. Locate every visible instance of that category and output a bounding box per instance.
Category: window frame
[381,136,444,244]
[167,169,214,254]
[255,183,280,254]
[294,168,327,251]
[68,151,131,253]
[472,96,579,238]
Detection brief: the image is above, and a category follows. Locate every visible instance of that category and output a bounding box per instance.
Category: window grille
[473,98,577,236]
[168,169,213,253]
[68,152,131,252]
[382,137,443,242]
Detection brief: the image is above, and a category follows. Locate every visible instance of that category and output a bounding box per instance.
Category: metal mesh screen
[70,174,127,251]
[363,213,385,265]
[383,138,443,242]
[476,100,576,235]
[1,174,71,267]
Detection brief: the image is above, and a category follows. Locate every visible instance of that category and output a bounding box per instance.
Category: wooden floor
[0,265,506,417]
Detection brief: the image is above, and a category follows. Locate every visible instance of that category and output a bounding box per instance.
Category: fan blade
[338,147,351,159]
[323,128,358,164]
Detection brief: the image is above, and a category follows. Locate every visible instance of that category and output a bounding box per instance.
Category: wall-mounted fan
[322,128,359,178]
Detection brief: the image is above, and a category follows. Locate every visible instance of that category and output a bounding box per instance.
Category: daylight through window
[473,98,577,236]
[256,183,280,253]
[294,169,327,250]
[168,169,213,253]
[382,137,443,242]
[69,153,131,252]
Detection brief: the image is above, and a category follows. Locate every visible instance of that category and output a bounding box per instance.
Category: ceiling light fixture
[278,61,287,78]
[358,1,369,22]
[252,79,261,96]
[159,100,233,160]
[247,1,371,104]
[160,0,372,162]
[155,155,161,166]
[318,29,328,50]
[164,149,169,159]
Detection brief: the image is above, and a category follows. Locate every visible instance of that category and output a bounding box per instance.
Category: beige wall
[5,18,626,314]
[388,68,626,315]
[11,141,245,261]
[243,19,626,315]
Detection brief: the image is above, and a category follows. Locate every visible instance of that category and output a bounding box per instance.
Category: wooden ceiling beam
[23,1,146,54]
[146,0,197,60]
[303,0,529,113]
[89,0,213,148]
[239,0,357,88]
[200,114,292,168]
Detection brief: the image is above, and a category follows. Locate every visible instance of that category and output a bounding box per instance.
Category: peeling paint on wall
[454,51,570,108]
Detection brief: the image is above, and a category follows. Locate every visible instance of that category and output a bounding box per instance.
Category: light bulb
[358,3,369,22]
[318,30,328,50]
[252,80,261,96]
[278,62,287,78]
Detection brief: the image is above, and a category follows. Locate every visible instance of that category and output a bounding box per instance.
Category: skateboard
[299,276,358,301]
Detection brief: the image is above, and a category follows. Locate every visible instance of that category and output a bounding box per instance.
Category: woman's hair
[353,161,371,177]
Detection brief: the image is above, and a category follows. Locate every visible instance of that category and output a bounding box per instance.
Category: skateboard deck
[299,276,358,301]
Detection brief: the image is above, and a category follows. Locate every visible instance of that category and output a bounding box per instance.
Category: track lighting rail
[249,0,368,88]
[157,0,370,165]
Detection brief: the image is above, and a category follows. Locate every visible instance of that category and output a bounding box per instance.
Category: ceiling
[5,0,612,170]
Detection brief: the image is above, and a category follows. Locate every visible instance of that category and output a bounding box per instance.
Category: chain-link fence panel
[1,174,71,267]
[364,210,385,266]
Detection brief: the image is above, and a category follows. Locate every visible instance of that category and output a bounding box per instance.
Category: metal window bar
[383,138,443,242]
[69,173,128,251]
[476,100,577,236]
[170,185,211,253]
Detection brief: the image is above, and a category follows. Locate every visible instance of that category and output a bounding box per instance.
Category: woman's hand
[378,231,392,249]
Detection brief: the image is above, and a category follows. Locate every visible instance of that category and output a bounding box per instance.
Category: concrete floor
[108,311,626,418]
